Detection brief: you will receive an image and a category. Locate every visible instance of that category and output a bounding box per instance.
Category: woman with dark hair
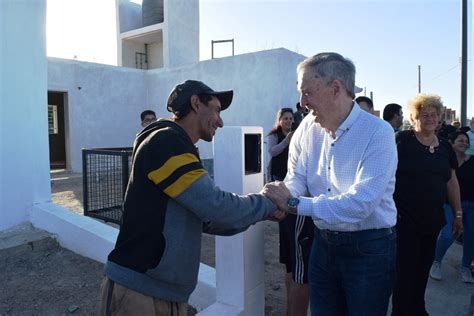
[267,108,294,182]
[391,94,463,315]
[430,131,474,283]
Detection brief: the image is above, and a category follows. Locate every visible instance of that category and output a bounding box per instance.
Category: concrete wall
[147,48,306,160]
[48,58,148,171]
[117,0,199,70]
[0,0,51,230]
[121,41,147,69]
[148,41,164,69]
[163,0,199,68]
[49,48,304,172]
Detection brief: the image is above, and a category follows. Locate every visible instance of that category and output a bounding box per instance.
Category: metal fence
[82,147,133,224]
[82,147,215,225]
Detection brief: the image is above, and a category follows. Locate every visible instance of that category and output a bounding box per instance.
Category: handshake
[261,181,293,222]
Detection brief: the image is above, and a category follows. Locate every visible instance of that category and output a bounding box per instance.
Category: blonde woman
[391,94,463,315]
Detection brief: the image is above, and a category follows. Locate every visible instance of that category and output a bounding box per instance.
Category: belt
[317,227,395,243]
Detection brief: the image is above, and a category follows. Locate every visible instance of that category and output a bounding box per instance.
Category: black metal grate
[82,148,133,224]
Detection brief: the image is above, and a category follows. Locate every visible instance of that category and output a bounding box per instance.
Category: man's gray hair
[297,52,356,98]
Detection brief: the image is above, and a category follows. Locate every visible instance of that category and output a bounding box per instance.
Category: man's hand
[261,181,292,213]
[266,209,288,222]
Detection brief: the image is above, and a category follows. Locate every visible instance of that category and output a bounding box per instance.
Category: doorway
[48,92,66,169]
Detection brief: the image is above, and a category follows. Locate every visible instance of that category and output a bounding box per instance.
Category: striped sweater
[106,119,275,302]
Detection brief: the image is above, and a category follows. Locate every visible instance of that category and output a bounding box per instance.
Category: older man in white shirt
[264,52,398,316]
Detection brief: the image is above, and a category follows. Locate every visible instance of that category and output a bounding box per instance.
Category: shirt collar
[336,101,360,136]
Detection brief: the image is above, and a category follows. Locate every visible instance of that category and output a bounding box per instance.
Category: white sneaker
[461,267,474,283]
[430,261,442,280]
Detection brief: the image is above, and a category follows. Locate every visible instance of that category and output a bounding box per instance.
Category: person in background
[437,121,457,139]
[430,131,473,283]
[293,102,305,126]
[451,120,461,129]
[391,94,463,315]
[100,80,284,315]
[383,103,403,132]
[355,95,374,115]
[459,125,470,133]
[264,52,398,315]
[140,109,157,127]
[267,107,313,316]
[268,108,294,183]
[466,120,474,156]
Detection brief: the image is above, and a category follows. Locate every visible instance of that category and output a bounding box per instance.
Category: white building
[1,0,305,314]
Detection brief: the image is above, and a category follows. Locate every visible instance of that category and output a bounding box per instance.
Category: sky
[46,0,473,119]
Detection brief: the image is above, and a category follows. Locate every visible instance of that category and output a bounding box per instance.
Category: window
[48,105,58,134]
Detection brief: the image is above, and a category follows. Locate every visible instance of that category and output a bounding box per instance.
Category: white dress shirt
[285,104,398,232]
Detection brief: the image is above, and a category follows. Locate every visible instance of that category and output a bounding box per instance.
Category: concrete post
[0,0,50,231]
[199,126,265,315]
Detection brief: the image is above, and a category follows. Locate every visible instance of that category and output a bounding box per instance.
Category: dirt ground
[1,171,287,315]
[1,235,104,315]
[3,171,472,315]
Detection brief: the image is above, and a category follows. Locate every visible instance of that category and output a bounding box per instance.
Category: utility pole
[460,0,468,126]
[418,65,421,93]
[370,91,374,103]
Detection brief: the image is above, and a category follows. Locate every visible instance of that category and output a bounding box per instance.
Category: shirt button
[328,166,331,170]
[331,143,335,147]
[328,188,331,192]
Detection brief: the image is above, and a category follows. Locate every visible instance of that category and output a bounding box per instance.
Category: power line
[426,64,460,83]
[367,63,464,98]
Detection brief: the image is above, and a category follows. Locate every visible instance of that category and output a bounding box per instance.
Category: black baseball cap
[167,80,233,118]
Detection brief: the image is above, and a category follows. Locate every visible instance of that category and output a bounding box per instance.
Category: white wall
[148,41,164,69]
[117,0,198,70]
[147,48,305,159]
[163,0,199,68]
[48,48,304,171]
[0,0,51,230]
[121,41,147,69]
[48,58,148,171]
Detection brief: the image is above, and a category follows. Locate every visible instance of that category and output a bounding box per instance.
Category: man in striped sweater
[100,80,284,315]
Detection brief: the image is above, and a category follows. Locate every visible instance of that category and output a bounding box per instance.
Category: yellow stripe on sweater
[147,153,200,185]
[164,169,206,198]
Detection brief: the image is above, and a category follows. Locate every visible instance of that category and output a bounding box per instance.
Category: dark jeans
[391,226,438,316]
[309,227,396,316]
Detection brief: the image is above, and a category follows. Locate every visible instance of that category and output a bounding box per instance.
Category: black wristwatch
[287,197,300,215]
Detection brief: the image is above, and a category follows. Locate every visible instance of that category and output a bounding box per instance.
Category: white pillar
[200,126,265,316]
[0,0,51,230]
[163,0,199,68]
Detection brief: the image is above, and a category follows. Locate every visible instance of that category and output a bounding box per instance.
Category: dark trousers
[391,227,438,316]
[309,227,396,316]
